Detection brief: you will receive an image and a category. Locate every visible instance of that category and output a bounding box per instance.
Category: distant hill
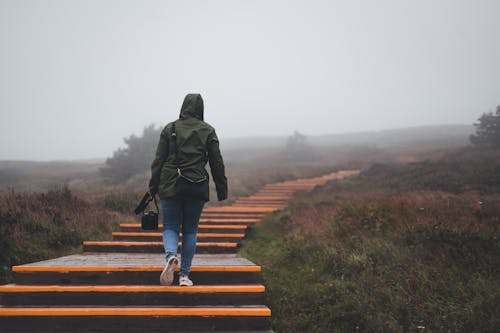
[0,124,475,192]
[0,160,103,193]
[222,124,474,150]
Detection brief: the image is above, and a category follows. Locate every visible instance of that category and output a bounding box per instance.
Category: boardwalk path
[0,170,358,332]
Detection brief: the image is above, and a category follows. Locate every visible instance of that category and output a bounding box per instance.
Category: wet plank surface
[14,253,257,268]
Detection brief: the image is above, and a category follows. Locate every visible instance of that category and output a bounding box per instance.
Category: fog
[1,0,499,161]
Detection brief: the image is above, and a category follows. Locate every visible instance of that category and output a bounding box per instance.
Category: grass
[239,148,500,332]
[2,143,499,331]
[0,186,136,283]
[346,147,500,194]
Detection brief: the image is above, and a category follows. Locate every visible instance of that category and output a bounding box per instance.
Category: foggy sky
[1,0,499,160]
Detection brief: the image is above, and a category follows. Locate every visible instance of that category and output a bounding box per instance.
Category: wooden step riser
[233,199,288,202]
[201,206,273,213]
[245,195,291,197]
[0,316,270,332]
[243,201,289,204]
[201,218,260,223]
[14,271,260,285]
[232,204,285,207]
[119,226,250,234]
[246,197,291,200]
[201,218,261,222]
[201,213,268,217]
[233,202,286,206]
[231,203,286,206]
[83,244,238,254]
[112,235,243,242]
[199,221,260,226]
[237,196,290,199]
[0,292,264,306]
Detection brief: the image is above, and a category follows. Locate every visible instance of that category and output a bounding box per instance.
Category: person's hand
[149,187,158,197]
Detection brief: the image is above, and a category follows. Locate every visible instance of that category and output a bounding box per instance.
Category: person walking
[148,93,227,286]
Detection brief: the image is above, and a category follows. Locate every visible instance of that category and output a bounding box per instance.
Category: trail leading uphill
[0,170,359,333]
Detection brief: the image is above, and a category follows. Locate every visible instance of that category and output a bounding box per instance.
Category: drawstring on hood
[179,94,204,121]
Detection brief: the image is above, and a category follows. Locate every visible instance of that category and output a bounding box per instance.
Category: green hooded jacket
[148,94,228,201]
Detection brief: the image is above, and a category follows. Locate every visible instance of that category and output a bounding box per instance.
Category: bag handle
[151,194,159,213]
[134,192,159,215]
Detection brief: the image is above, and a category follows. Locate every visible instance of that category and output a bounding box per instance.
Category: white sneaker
[179,275,193,286]
[160,256,178,286]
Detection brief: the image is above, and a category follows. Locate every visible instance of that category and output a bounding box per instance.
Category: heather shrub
[240,190,500,332]
[0,186,128,283]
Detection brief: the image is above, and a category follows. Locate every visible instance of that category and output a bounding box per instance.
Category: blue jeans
[161,198,205,276]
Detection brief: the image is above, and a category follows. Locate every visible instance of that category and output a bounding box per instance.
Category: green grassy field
[239,148,500,332]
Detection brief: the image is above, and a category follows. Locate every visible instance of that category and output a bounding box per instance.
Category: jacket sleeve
[148,127,169,194]
[207,129,228,201]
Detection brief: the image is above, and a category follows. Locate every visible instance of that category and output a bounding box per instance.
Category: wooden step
[234,200,288,204]
[203,207,278,213]
[83,241,239,254]
[235,200,286,206]
[12,254,261,285]
[236,196,290,201]
[200,218,262,225]
[119,223,249,233]
[0,284,265,306]
[201,218,261,222]
[201,213,266,219]
[0,306,271,332]
[112,232,245,242]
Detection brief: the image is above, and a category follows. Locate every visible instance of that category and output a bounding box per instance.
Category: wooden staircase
[0,170,358,332]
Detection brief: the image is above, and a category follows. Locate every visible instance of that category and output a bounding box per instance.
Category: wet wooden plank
[0,314,271,332]
[82,241,239,254]
[203,207,279,213]
[0,285,266,305]
[112,232,245,242]
[13,253,257,268]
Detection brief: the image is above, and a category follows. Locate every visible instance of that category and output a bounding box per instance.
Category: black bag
[171,122,208,200]
[134,192,159,230]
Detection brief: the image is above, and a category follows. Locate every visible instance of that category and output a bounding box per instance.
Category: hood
[179,94,204,121]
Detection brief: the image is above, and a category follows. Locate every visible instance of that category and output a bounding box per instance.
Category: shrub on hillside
[100,124,161,183]
[470,105,500,148]
[0,187,124,283]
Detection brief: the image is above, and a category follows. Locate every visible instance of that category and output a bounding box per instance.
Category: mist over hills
[222,124,474,151]
[0,124,476,193]
[1,124,474,164]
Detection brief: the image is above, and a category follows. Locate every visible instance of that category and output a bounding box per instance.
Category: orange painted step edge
[203,207,277,212]
[200,218,261,222]
[200,214,266,218]
[82,241,238,248]
[232,202,287,205]
[0,285,265,293]
[200,219,261,223]
[0,307,271,317]
[12,265,261,273]
[233,203,287,206]
[120,223,248,229]
[112,232,246,238]
[198,224,248,229]
[237,197,290,200]
[201,211,270,214]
